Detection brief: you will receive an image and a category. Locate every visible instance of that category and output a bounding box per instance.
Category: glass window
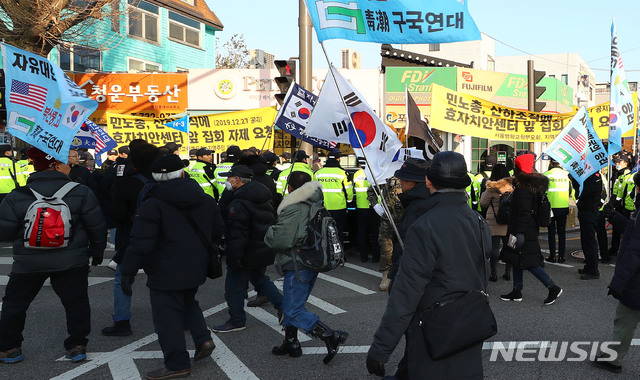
[58,45,100,72]
[128,58,161,72]
[168,11,201,47]
[429,43,440,51]
[561,74,568,85]
[128,0,159,43]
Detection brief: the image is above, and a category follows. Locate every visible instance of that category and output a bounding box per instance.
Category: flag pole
[318,41,404,249]
[404,85,409,148]
[258,122,276,154]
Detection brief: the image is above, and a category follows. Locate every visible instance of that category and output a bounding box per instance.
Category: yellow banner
[431,84,637,142]
[106,107,276,154]
[577,94,637,139]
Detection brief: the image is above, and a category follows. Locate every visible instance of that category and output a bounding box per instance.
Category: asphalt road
[0,227,637,380]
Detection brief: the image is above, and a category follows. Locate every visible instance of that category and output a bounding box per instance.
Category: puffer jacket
[609,205,640,309]
[501,172,549,269]
[0,171,106,273]
[120,177,224,290]
[225,180,276,269]
[479,178,514,237]
[264,181,323,274]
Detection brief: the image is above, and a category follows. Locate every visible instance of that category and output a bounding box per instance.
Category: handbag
[419,213,498,360]
[180,211,223,280]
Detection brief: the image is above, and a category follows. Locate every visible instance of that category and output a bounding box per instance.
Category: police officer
[0,145,17,202]
[186,148,217,199]
[262,151,281,181]
[314,152,353,243]
[609,154,633,257]
[213,145,241,198]
[16,153,34,187]
[276,150,315,195]
[471,155,496,213]
[544,159,572,263]
[354,160,380,263]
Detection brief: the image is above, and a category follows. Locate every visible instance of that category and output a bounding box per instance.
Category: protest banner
[106,107,276,155]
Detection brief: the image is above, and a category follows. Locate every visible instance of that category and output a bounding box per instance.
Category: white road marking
[302,345,370,355]
[317,273,375,295]
[343,262,383,278]
[273,281,346,315]
[211,333,260,380]
[243,291,311,343]
[0,257,12,264]
[108,355,141,380]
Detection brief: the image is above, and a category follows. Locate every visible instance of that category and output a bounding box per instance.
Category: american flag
[10,79,47,112]
[86,120,117,166]
[562,127,587,153]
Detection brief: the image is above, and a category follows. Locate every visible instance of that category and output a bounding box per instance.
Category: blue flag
[1,43,97,162]
[86,120,117,167]
[545,106,608,195]
[164,114,190,133]
[608,18,635,156]
[304,0,480,44]
[273,83,338,151]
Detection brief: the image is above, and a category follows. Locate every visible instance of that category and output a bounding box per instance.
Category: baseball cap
[196,148,212,156]
[107,149,118,156]
[151,154,185,173]
[118,146,130,155]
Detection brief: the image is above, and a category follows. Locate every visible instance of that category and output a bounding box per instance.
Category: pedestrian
[544,159,572,263]
[353,159,380,263]
[571,172,605,280]
[264,171,348,364]
[479,163,513,282]
[0,147,106,364]
[610,154,635,258]
[366,151,491,379]
[67,149,93,186]
[499,153,563,304]
[101,143,160,336]
[119,154,224,380]
[161,142,181,156]
[593,172,640,374]
[212,165,283,332]
[101,149,119,171]
[262,151,282,181]
[314,151,353,243]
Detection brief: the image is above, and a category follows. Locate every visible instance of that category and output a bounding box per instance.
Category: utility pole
[299,0,314,158]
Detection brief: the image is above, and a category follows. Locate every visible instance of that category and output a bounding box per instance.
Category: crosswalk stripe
[244,290,311,342]
[344,263,383,278]
[211,333,260,380]
[0,257,12,264]
[273,281,346,315]
[317,273,376,295]
[302,345,370,354]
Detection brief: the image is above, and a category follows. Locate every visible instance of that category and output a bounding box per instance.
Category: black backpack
[534,193,552,227]
[292,200,344,273]
[495,191,513,225]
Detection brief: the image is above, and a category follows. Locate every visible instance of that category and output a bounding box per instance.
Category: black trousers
[597,213,610,260]
[578,210,600,275]
[328,209,347,244]
[547,208,569,258]
[609,209,632,256]
[0,267,90,351]
[149,287,211,371]
[356,208,380,261]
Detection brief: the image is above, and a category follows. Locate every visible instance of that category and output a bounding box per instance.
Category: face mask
[616,163,623,170]
[224,181,234,191]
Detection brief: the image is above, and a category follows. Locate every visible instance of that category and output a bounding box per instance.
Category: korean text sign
[2,43,97,161]
[106,107,276,154]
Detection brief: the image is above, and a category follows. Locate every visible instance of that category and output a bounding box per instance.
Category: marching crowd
[0,140,639,379]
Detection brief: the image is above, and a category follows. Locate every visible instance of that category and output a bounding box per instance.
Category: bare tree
[216,33,249,69]
[0,0,134,56]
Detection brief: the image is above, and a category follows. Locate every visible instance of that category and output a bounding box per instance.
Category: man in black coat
[367,151,491,379]
[0,147,106,364]
[212,165,283,333]
[120,154,224,380]
[570,172,605,279]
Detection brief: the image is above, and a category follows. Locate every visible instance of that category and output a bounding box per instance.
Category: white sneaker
[107,260,117,271]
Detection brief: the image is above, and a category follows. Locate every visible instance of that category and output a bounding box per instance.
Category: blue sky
[207,0,640,83]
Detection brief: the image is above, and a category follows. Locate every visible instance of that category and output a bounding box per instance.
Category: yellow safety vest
[315,166,353,211]
[544,167,571,208]
[213,161,235,198]
[353,169,371,209]
[0,157,17,194]
[276,162,315,195]
[186,161,216,199]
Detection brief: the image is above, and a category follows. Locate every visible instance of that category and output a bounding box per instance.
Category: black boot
[101,320,132,336]
[311,320,348,364]
[272,326,302,358]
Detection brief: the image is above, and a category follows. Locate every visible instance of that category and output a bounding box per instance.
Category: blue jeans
[113,265,134,321]
[282,269,319,334]
[513,266,554,291]
[224,265,282,326]
[109,228,116,245]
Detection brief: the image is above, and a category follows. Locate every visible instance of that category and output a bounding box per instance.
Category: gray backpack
[292,200,344,272]
[23,182,78,249]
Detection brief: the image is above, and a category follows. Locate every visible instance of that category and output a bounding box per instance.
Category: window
[178,0,194,4]
[168,11,201,47]
[128,58,161,72]
[59,45,101,72]
[487,55,495,71]
[429,43,440,51]
[561,74,568,85]
[128,0,159,43]
[549,74,555,79]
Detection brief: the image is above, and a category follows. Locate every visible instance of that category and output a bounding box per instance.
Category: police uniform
[0,155,17,202]
[186,150,217,199]
[610,165,632,257]
[276,162,315,195]
[314,157,353,243]
[544,165,571,262]
[354,169,380,262]
[16,159,34,187]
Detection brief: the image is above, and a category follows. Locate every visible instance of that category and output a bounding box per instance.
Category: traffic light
[527,60,546,113]
[274,60,296,105]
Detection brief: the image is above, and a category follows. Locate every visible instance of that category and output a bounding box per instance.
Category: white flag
[306,66,402,182]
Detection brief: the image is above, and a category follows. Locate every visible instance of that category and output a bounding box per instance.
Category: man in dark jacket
[264,172,349,364]
[571,172,605,279]
[102,143,160,337]
[500,154,562,304]
[0,147,106,364]
[594,172,640,374]
[212,165,283,333]
[367,151,491,379]
[119,154,224,380]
